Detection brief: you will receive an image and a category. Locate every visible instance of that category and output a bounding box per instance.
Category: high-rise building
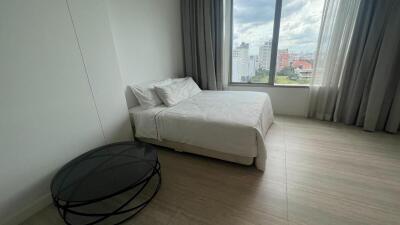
[232,42,249,82]
[248,55,258,78]
[277,49,289,71]
[259,40,272,70]
[232,49,239,82]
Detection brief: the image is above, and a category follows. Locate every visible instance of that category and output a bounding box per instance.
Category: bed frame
[137,137,254,166]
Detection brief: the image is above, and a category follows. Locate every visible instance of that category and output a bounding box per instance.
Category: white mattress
[129,91,274,170]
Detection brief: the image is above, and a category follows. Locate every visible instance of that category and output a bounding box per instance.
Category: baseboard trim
[2,193,52,225]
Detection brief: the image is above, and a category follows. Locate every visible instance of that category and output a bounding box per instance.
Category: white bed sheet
[129,91,274,170]
[129,105,166,140]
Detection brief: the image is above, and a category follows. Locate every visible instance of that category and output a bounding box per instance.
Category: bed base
[137,137,254,166]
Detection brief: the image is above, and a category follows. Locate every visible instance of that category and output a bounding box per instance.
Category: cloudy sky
[233,0,324,56]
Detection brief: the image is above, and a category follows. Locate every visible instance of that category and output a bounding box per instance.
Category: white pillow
[130,79,172,108]
[154,77,201,106]
[171,77,186,83]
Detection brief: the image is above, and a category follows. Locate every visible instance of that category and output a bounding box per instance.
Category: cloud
[233,21,275,55]
[278,0,324,52]
[234,0,276,24]
[233,0,324,55]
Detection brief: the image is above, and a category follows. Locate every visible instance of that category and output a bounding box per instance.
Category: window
[231,0,324,86]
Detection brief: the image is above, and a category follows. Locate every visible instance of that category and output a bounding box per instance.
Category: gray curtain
[309,0,400,133]
[334,0,400,133]
[181,0,223,90]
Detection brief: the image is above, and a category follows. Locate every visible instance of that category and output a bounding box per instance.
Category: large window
[231,0,324,86]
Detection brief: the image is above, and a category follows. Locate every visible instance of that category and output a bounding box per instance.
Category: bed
[129,90,274,171]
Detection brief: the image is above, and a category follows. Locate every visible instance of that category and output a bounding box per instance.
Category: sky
[233,0,325,56]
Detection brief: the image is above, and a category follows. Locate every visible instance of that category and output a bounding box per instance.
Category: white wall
[228,86,310,116]
[0,0,132,224]
[106,0,184,108]
[67,0,133,142]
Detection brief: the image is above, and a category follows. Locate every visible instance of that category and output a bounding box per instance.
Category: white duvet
[130,91,274,170]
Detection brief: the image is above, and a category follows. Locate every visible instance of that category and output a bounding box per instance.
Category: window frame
[228,0,309,88]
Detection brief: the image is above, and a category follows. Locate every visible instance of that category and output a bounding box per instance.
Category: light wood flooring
[23,116,400,225]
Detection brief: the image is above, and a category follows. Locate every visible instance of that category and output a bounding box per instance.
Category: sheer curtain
[308,0,361,120]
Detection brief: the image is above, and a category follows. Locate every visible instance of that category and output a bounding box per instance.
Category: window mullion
[269,0,282,85]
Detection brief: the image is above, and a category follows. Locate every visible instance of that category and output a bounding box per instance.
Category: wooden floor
[23,116,400,225]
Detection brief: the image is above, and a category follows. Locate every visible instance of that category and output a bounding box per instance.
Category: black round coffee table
[50,141,161,225]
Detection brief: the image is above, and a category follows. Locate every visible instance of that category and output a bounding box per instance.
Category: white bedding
[129,91,274,170]
[129,105,166,139]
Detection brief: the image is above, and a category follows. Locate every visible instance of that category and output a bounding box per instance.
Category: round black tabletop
[50,141,161,224]
[51,141,158,203]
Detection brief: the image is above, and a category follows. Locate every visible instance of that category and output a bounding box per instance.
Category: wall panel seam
[65,0,107,143]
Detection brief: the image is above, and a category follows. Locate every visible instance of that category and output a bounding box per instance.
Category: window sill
[229,83,309,88]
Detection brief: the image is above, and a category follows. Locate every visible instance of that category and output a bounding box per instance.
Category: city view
[232,0,324,85]
[232,41,314,84]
